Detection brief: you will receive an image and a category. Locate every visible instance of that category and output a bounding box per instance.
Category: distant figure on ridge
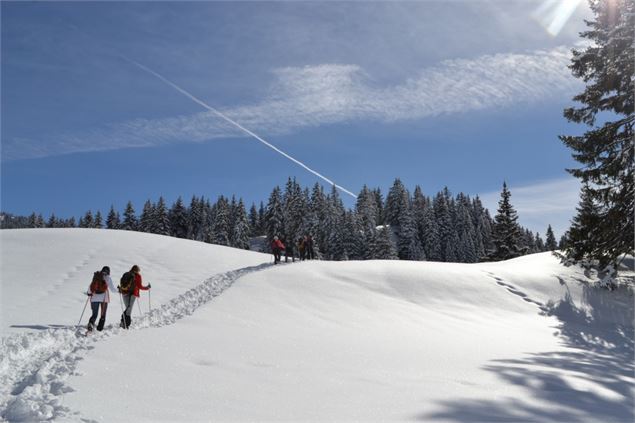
[305,235,315,260]
[271,236,285,264]
[119,264,151,329]
[86,266,117,333]
[297,236,306,261]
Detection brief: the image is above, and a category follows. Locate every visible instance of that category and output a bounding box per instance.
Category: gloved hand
[148,283,152,289]
[86,292,92,296]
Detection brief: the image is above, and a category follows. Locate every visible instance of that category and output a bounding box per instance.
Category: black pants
[273,248,282,263]
[88,302,108,331]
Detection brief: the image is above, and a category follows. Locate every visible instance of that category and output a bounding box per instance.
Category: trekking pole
[148,288,152,313]
[77,295,90,328]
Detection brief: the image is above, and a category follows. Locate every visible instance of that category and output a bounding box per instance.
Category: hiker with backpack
[86,266,117,332]
[119,264,151,329]
[271,236,285,264]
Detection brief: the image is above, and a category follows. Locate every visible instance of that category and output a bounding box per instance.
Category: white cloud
[3,46,581,161]
[479,177,581,239]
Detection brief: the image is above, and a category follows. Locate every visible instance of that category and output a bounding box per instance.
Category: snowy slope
[1,229,633,422]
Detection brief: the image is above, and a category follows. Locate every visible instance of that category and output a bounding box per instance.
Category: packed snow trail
[0,262,271,422]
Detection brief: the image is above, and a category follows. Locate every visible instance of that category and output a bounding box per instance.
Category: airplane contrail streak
[123,57,357,199]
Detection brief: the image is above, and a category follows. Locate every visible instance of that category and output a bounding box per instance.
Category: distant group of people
[86,265,151,332]
[270,235,315,264]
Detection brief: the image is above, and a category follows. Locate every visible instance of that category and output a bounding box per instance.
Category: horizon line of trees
[0,178,561,263]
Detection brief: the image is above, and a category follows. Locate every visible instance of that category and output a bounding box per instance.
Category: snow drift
[1,229,633,422]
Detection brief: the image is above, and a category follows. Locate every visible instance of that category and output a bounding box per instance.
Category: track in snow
[0,262,271,422]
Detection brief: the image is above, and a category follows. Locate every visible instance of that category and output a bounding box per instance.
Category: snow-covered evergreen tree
[81,211,94,228]
[535,232,545,252]
[47,214,58,228]
[139,200,154,233]
[248,203,259,236]
[559,0,634,268]
[213,196,231,246]
[564,184,602,262]
[122,201,137,231]
[455,194,478,262]
[106,206,120,229]
[169,196,188,239]
[488,183,525,261]
[232,199,251,250]
[94,211,103,229]
[545,225,557,251]
[374,225,398,260]
[265,186,284,247]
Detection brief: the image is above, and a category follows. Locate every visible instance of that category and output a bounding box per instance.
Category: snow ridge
[0,262,270,422]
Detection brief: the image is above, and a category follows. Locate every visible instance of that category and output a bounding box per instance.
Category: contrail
[123,57,357,199]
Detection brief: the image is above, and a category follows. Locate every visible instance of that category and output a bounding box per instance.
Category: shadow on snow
[419,276,634,422]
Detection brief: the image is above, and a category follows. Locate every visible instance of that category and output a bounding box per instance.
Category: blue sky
[2,1,591,237]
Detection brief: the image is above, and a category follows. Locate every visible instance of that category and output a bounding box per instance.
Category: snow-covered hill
[1,229,633,422]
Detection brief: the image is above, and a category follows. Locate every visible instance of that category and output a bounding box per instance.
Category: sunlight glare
[533,0,584,36]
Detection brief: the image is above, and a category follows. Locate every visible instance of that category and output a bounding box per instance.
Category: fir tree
[265,186,284,247]
[47,214,58,228]
[232,199,251,250]
[94,211,103,229]
[535,232,545,252]
[169,196,189,239]
[248,203,260,236]
[106,206,121,229]
[564,184,602,261]
[81,210,94,228]
[559,0,634,268]
[374,225,398,259]
[545,225,557,251]
[488,183,525,260]
[213,196,231,246]
[122,201,137,231]
[139,200,155,233]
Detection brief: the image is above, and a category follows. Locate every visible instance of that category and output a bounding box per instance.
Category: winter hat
[274,236,279,240]
[101,266,110,275]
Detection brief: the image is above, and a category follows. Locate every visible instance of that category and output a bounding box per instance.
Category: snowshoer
[297,237,306,260]
[86,266,117,333]
[119,264,151,329]
[271,236,285,264]
[305,235,315,260]
[284,237,295,263]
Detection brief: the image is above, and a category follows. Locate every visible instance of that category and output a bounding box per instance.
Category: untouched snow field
[1,229,633,422]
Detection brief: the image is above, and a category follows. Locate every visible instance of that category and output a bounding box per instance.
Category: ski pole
[78,295,90,328]
[148,288,152,313]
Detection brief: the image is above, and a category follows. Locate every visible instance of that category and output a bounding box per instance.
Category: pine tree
[81,210,94,228]
[559,0,634,268]
[169,197,189,239]
[564,184,602,261]
[47,214,58,228]
[248,203,260,236]
[455,194,478,262]
[265,186,284,247]
[139,200,155,233]
[545,225,557,251]
[374,225,398,259]
[535,232,545,252]
[386,178,408,228]
[213,196,231,246]
[122,201,137,231]
[488,183,525,261]
[94,211,103,229]
[106,206,121,229]
[232,199,251,250]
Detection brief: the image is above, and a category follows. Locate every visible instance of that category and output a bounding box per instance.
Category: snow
[1,229,633,422]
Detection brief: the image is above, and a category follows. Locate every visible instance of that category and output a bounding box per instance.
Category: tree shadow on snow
[418,278,634,422]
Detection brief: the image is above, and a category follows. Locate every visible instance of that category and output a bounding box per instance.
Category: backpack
[119,271,135,294]
[90,271,108,294]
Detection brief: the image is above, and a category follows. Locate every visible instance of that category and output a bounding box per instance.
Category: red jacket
[133,273,150,297]
[271,239,285,250]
